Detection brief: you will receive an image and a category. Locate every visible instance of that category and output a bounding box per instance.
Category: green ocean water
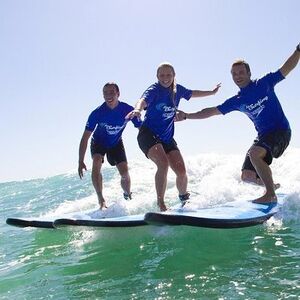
[1,152,300,299]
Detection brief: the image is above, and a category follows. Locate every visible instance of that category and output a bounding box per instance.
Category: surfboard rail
[144,211,277,228]
[6,194,285,229]
[6,217,55,229]
[53,217,147,228]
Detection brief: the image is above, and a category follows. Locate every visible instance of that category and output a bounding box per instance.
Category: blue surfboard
[144,194,285,228]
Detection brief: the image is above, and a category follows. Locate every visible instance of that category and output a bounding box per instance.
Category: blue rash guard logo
[246,96,268,118]
[156,103,176,120]
[99,123,125,135]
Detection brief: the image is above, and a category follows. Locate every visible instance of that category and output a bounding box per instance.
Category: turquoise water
[1,150,300,299]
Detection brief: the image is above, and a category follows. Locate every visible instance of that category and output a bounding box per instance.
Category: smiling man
[78,82,141,209]
[176,43,300,204]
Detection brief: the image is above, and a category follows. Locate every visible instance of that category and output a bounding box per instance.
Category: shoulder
[176,83,193,100]
[176,83,187,89]
[257,70,284,85]
[221,95,239,105]
[217,95,239,114]
[176,84,187,91]
[176,83,192,93]
[118,101,134,111]
[89,104,104,116]
[142,82,160,99]
[94,103,106,111]
[145,82,160,92]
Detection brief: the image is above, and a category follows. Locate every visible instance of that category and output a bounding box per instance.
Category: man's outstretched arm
[280,43,300,77]
[176,107,221,121]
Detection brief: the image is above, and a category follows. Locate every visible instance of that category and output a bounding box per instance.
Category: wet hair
[103,82,120,93]
[231,59,251,73]
[157,62,177,106]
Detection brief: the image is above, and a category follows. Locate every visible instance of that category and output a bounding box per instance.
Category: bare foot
[99,200,108,210]
[252,193,277,204]
[157,201,167,212]
[256,178,281,190]
[251,179,281,190]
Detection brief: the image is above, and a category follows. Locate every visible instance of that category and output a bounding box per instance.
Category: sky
[0,0,299,182]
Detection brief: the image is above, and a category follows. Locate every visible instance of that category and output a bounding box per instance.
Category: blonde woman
[127,63,220,211]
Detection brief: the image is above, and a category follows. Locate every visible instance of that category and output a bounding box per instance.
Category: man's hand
[125,109,141,121]
[175,110,187,122]
[212,82,222,94]
[78,161,87,179]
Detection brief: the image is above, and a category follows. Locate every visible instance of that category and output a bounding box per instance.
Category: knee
[91,168,102,181]
[241,171,250,182]
[172,160,187,177]
[120,171,130,181]
[241,170,257,183]
[248,149,258,162]
[117,163,129,176]
[248,147,266,163]
[92,156,102,173]
[93,154,103,165]
[157,159,169,173]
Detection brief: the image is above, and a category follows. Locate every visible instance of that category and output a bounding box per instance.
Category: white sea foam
[42,148,300,223]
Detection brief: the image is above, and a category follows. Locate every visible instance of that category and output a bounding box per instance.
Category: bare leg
[116,161,131,196]
[167,150,188,195]
[147,144,169,211]
[241,169,280,190]
[91,154,107,209]
[248,146,277,204]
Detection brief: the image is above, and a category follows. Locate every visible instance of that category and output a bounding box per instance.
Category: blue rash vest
[141,82,193,143]
[217,70,290,137]
[85,101,142,148]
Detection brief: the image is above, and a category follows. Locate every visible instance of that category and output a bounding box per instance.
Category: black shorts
[90,139,127,166]
[242,129,291,175]
[137,126,179,157]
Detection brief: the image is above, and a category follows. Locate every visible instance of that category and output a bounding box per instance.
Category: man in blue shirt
[176,43,300,204]
[78,83,141,209]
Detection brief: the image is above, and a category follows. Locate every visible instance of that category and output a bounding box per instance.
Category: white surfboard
[6,194,286,229]
[144,194,286,228]
[53,214,146,228]
[6,208,146,229]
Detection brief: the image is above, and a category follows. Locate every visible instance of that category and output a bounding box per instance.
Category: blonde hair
[157,62,175,76]
[157,62,177,107]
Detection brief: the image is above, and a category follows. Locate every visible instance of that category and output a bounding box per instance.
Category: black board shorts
[242,129,291,175]
[137,126,179,157]
[90,139,127,166]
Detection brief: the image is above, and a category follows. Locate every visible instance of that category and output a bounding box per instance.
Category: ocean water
[1,149,300,299]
